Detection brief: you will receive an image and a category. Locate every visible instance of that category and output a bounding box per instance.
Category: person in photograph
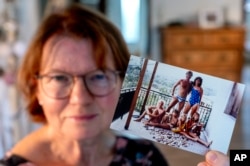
[134,99,165,123]
[182,76,203,118]
[171,113,187,133]
[181,112,212,148]
[145,109,179,130]
[185,112,202,136]
[165,70,193,113]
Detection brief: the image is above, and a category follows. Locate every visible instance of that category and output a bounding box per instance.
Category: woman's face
[37,36,122,140]
[195,79,201,86]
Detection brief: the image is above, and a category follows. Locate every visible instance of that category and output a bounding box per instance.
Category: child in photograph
[171,113,187,133]
[181,112,212,148]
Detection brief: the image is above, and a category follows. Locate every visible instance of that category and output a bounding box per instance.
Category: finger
[205,150,229,166]
[197,162,209,166]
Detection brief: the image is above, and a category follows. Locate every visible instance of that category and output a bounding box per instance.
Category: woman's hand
[197,150,229,166]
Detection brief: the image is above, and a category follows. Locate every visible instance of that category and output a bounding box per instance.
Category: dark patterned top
[0,136,168,166]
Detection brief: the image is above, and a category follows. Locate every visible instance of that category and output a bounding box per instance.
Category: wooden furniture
[160,26,245,82]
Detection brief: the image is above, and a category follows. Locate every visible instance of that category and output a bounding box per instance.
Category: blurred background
[0,0,249,165]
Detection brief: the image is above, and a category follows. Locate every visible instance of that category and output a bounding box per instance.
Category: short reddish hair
[18,4,130,123]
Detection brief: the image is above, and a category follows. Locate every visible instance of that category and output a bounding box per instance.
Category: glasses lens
[41,73,73,99]
[39,69,119,98]
[85,70,117,96]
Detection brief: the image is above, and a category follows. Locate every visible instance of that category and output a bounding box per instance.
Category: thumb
[205,150,229,166]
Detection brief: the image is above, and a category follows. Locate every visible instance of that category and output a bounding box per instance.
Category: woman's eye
[51,75,70,83]
[91,74,106,81]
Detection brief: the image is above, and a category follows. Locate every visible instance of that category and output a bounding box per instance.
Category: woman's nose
[69,78,93,104]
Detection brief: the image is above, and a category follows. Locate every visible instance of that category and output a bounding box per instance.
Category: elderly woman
[0,3,229,166]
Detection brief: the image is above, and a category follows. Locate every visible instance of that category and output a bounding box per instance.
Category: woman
[0,3,229,166]
[182,76,203,117]
[0,4,167,166]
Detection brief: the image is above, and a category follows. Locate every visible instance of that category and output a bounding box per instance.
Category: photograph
[198,7,224,29]
[110,55,245,156]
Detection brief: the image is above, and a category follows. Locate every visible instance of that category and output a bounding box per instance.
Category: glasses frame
[36,69,122,99]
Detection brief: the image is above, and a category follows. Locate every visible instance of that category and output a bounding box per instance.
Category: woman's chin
[65,128,101,140]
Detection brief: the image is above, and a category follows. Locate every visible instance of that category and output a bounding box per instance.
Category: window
[120,0,140,44]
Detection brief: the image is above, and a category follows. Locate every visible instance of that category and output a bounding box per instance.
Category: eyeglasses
[36,69,121,99]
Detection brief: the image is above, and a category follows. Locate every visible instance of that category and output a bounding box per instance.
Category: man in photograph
[165,70,193,113]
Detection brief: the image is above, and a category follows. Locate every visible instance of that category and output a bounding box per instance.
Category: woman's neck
[47,128,116,166]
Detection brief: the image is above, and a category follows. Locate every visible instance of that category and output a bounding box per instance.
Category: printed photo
[110,55,245,156]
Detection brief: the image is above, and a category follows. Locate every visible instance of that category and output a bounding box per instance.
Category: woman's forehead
[40,35,115,73]
[44,35,89,54]
[40,36,90,72]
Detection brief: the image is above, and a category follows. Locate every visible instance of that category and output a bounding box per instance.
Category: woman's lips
[68,114,98,122]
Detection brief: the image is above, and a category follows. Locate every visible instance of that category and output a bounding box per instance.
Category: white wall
[151,0,243,27]
[149,0,244,61]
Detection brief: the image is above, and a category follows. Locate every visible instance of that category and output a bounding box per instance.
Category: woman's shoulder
[111,135,169,166]
[12,126,48,155]
[1,126,49,164]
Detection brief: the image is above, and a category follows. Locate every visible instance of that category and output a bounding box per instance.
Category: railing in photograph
[120,87,212,128]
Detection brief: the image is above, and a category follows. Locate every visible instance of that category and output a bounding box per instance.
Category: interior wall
[149,0,244,62]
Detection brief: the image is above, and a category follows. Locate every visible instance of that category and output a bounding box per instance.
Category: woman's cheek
[102,90,121,126]
[42,99,66,123]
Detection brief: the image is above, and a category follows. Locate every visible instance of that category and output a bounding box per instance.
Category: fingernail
[207,151,217,162]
